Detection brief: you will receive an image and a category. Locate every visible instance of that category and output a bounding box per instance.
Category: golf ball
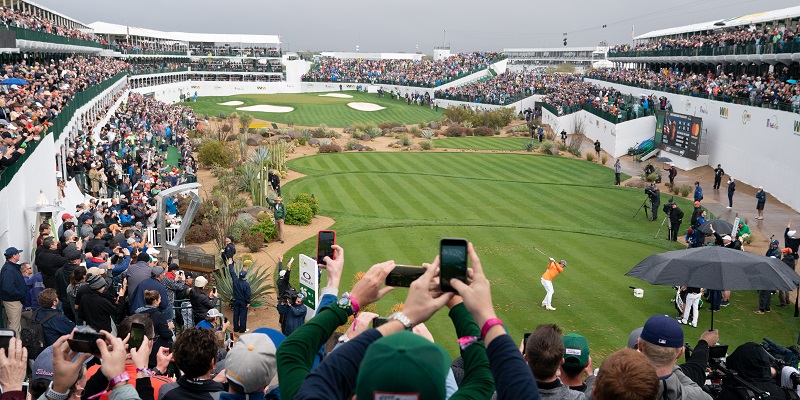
[568,305,571,307]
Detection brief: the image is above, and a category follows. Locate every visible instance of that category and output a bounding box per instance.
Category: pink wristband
[350,295,360,315]
[110,371,130,387]
[480,318,504,339]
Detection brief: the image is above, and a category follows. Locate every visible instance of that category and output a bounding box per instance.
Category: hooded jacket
[34,248,66,288]
[655,366,712,400]
[718,342,791,400]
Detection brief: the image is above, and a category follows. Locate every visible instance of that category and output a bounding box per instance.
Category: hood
[134,305,156,314]
[726,342,772,383]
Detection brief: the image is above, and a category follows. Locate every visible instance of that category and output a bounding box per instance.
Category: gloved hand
[549,257,555,262]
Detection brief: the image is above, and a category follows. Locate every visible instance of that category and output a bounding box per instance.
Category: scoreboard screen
[654,110,702,160]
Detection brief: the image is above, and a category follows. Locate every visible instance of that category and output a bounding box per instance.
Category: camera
[663,199,676,214]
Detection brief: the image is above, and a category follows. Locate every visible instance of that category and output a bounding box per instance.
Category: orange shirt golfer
[541,258,566,311]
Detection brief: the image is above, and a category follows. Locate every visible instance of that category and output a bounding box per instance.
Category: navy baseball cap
[640,315,683,348]
[4,247,22,257]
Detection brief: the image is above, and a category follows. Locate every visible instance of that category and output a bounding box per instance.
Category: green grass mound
[281,152,797,360]
[183,91,443,128]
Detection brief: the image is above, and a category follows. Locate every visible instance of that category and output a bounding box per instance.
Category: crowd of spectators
[0,56,128,170]
[302,52,504,87]
[0,6,100,43]
[611,23,800,54]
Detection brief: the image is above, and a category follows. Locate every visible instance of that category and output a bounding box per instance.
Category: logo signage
[742,110,751,125]
[766,115,778,130]
[298,254,319,320]
[719,107,728,119]
[793,120,800,136]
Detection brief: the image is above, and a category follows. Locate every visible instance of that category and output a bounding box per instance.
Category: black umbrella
[655,156,673,163]
[697,219,733,235]
[626,246,800,329]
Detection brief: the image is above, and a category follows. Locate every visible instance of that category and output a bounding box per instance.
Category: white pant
[682,292,701,326]
[541,278,554,307]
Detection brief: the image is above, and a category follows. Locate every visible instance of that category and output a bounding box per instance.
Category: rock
[428,121,440,129]
[408,144,419,150]
[361,133,371,141]
[626,180,648,189]
[308,138,320,146]
[382,128,390,136]
[236,213,258,225]
[182,245,206,254]
[269,134,291,143]
[548,147,559,156]
[353,144,364,151]
[287,130,303,140]
[343,126,354,133]
[391,126,408,133]
[246,135,263,146]
[360,146,374,151]
[237,206,271,219]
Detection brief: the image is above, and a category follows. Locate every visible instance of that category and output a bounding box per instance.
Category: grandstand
[504,46,610,73]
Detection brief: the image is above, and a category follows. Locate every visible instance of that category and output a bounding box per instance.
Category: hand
[323,245,344,289]
[122,248,130,255]
[700,329,719,346]
[549,257,555,262]
[583,356,594,376]
[97,330,127,381]
[279,254,283,262]
[51,333,92,393]
[155,346,173,373]
[401,262,453,326]
[450,243,496,327]
[349,261,395,307]
[412,322,435,343]
[130,335,152,372]
[0,337,27,392]
[344,311,378,340]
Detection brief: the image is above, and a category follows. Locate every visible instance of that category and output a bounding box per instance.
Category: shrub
[319,143,342,153]
[285,202,313,225]
[378,121,401,129]
[601,155,608,165]
[461,121,473,129]
[409,126,421,136]
[352,122,375,132]
[297,136,307,146]
[250,218,278,242]
[351,130,362,139]
[419,140,435,150]
[363,127,380,138]
[421,129,434,139]
[672,185,680,195]
[241,253,254,262]
[240,231,264,252]
[292,193,319,215]
[525,141,536,152]
[513,125,530,133]
[558,143,568,151]
[198,140,237,168]
[345,139,359,151]
[445,125,466,137]
[680,184,691,197]
[586,152,595,162]
[570,149,582,157]
[227,218,252,242]
[473,126,496,136]
[256,210,271,222]
[401,136,412,146]
[540,140,554,154]
[185,221,214,244]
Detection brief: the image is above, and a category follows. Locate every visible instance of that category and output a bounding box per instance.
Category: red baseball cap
[61,213,74,220]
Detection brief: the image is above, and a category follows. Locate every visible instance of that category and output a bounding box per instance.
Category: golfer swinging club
[541,257,567,311]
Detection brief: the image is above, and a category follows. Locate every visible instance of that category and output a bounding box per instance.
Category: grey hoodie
[655,366,712,400]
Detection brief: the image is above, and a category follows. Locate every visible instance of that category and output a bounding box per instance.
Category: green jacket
[267,198,287,219]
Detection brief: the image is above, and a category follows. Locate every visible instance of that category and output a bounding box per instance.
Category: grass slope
[183,91,443,128]
[281,152,796,360]
[434,137,536,151]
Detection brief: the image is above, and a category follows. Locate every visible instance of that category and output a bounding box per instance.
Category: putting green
[183,91,443,128]
[282,152,798,360]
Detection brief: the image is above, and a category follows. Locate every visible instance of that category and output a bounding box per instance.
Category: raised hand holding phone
[439,238,468,293]
[316,230,336,266]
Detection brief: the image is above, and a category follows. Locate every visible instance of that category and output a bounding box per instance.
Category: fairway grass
[281,152,797,360]
[183,91,443,127]
[434,137,536,151]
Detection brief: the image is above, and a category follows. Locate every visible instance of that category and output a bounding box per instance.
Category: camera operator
[718,342,797,400]
[645,183,660,222]
[668,202,683,242]
[278,292,306,336]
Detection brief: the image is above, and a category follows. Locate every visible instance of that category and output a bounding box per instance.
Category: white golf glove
[549,257,555,262]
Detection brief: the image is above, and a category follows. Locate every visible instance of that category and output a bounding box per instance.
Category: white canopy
[635,5,800,40]
[88,21,280,45]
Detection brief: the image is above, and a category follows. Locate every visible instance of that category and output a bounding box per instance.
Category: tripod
[633,197,650,219]
[654,216,671,239]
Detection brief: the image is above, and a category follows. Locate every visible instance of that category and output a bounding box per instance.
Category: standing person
[1,247,26,334]
[778,248,797,307]
[667,164,677,187]
[277,292,307,335]
[232,269,251,333]
[713,164,724,189]
[268,169,281,196]
[594,140,601,160]
[267,196,286,244]
[669,203,684,242]
[646,183,660,222]
[755,186,766,220]
[614,159,621,185]
[221,236,235,267]
[726,177,735,208]
[679,286,703,328]
[541,257,566,311]
[693,181,703,202]
[560,129,567,143]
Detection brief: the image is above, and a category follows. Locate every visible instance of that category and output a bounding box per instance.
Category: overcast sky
[35,0,799,52]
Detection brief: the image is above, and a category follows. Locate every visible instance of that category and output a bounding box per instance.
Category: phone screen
[523,332,532,353]
[129,323,145,349]
[439,238,468,293]
[317,230,336,265]
[385,265,425,287]
[0,329,14,353]
[372,317,389,328]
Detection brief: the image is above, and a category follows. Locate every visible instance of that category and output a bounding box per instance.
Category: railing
[0,24,102,48]
[587,75,797,112]
[146,226,182,248]
[128,67,189,76]
[542,100,656,125]
[190,50,282,58]
[103,46,188,56]
[608,41,800,58]
[0,72,126,192]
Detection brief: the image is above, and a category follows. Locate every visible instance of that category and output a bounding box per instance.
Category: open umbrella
[787,79,798,85]
[0,78,29,86]
[656,156,673,163]
[626,246,800,329]
[697,219,733,235]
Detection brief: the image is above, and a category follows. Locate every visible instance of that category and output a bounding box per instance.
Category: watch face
[338,297,349,306]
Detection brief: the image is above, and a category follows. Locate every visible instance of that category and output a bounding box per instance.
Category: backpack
[20,309,58,360]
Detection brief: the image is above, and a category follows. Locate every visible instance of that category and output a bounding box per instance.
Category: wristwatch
[387,311,413,329]
[45,382,70,400]
[337,292,355,316]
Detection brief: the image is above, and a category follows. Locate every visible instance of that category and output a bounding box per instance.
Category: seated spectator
[593,348,659,400]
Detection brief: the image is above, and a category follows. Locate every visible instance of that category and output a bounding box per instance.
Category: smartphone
[129,322,145,349]
[439,238,468,293]
[68,330,105,354]
[372,317,389,328]
[0,329,15,353]
[523,332,532,353]
[316,230,336,265]
[385,265,425,287]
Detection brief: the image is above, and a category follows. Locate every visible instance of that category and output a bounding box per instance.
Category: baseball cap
[771,240,780,245]
[146,247,160,255]
[151,266,165,277]
[722,235,732,242]
[297,293,305,299]
[3,247,22,257]
[693,201,700,207]
[32,345,93,381]
[239,270,247,278]
[207,308,223,318]
[356,331,450,400]
[640,315,683,348]
[63,229,77,238]
[64,249,83,261]
[61,213,74,220]
[627,327,643,349]
[195,275,208,288]
[563,334,590,368]
[225,332,281,393]
[788,230,797,238]
[279,270,286,278]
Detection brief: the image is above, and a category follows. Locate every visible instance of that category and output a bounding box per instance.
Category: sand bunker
[347,102,385,112]
[218,101,244,106]
[319,93,353,99]
[236,105,294,113]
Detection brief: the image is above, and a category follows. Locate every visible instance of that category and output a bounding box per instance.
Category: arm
[487,335,540,400]
[449,303,494,400]
[134,377,154,400]
[82,369,111,400]
[110,255,131,275]
[289,304,307,317]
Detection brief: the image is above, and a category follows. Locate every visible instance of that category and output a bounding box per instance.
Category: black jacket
[718,342,791,400]
[54,262,79,302]
[161,376,223,400]
[190,289,216,324]
[79,290,124,333]
[785,228,800,255]
[35,248,67,289]
[669,206,684,224]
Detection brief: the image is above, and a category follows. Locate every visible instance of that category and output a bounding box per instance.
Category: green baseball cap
[356,331,450,399]
[563,333,590,368]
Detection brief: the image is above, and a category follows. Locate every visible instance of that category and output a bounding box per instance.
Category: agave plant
[214,259,275,308]
[249,146,270,166]
[421,129,434,139]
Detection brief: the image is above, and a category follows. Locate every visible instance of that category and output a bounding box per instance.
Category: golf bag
[672,286,703,318]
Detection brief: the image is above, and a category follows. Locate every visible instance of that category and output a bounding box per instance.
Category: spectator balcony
[609,42,800,64]
[0,24,101,53]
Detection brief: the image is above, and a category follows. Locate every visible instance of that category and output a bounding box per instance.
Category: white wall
[541,108,656,159]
